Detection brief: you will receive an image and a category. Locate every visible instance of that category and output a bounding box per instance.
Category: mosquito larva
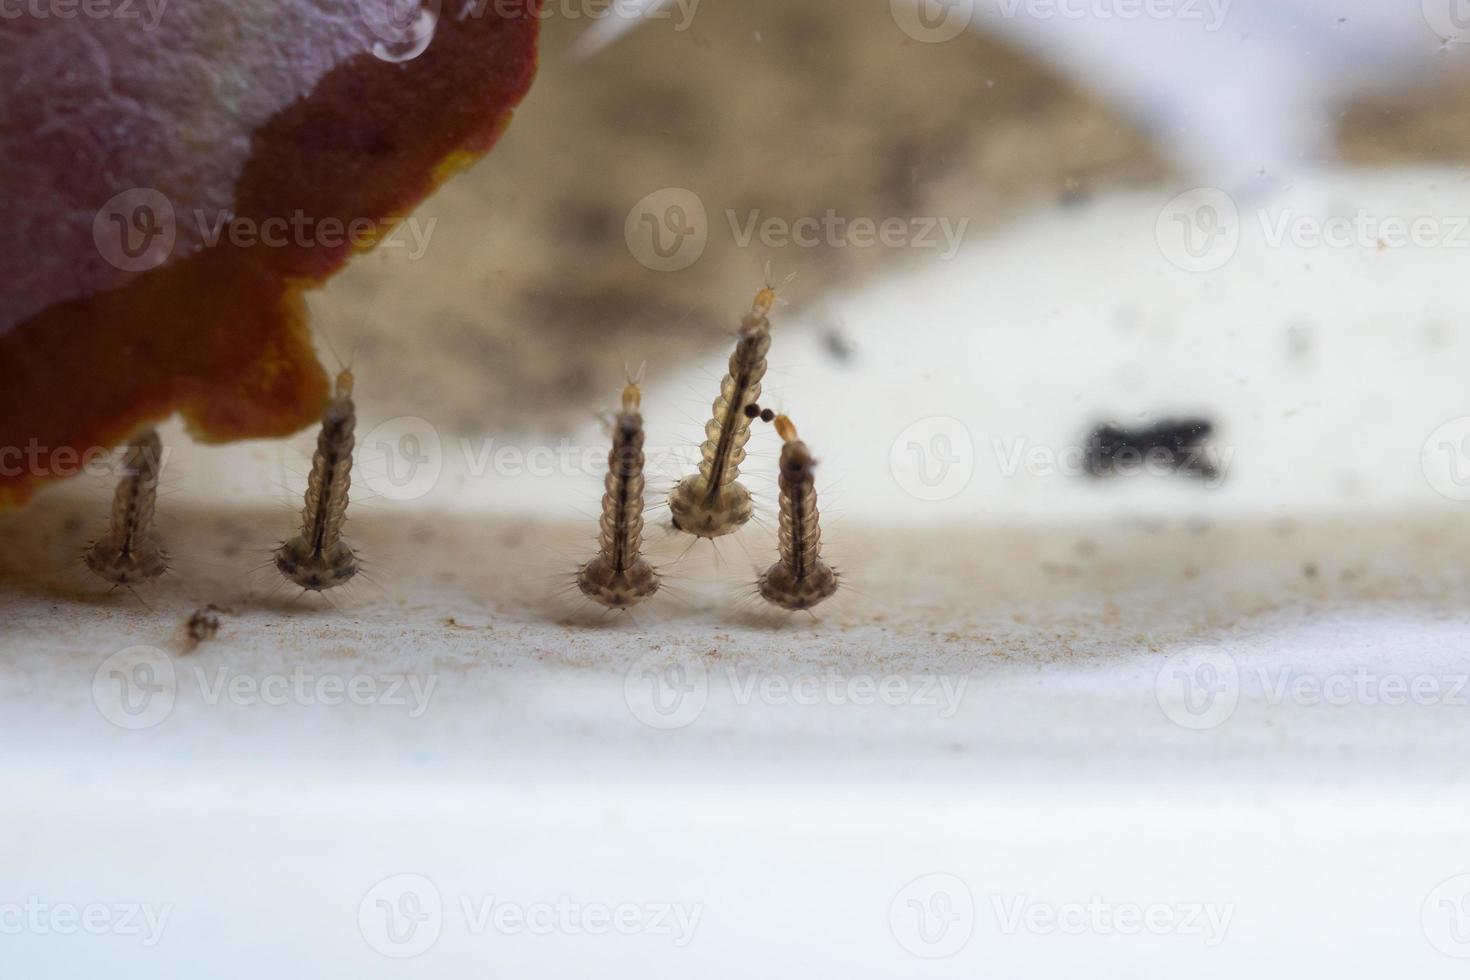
[668,284,776,538]
[275,368,359,592]
[578,375,660,608]
[758,415,839,611]
[84,428,168,586]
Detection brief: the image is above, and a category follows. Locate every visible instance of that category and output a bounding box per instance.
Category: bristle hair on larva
[275,369,359,592]
[667,284,777,539]
[578,375,660,608]
[758,415,839,611]
[84,428,168,586]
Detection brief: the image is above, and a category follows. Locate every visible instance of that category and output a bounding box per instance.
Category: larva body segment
[668,287,775,539]
[84,429,168,586]
[579,379,660,608]
[275,369,359,592]
[759,416,838,611]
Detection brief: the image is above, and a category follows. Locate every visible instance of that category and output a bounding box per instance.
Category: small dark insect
[276,369,359,592]
[578,373,660,609]
[757,415,839,612]
[185,604,226,649]
[84,429,168,588]
[1083,418,1220,481]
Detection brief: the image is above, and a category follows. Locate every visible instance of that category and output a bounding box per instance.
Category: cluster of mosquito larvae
[85,368,363,597]
[82,288,840,615]
[576,285,840,614]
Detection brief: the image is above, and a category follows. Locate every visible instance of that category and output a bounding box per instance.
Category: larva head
[578,555,661,609]
[334,369,355,400]
[774,417,816,479]
[621,381,641,414]
[751,285,778,319]
[759,558,839,611]
[274,536,359,592]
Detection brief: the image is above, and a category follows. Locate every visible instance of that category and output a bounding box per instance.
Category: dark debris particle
[1083,417,1221,482]
[185,604,226,648]
[820,328,857,364]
